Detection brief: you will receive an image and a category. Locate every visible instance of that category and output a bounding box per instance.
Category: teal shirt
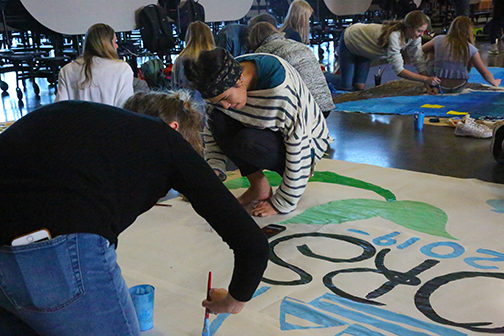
[236,54,286,90]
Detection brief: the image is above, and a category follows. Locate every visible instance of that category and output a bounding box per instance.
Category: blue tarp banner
[333,68,504,118]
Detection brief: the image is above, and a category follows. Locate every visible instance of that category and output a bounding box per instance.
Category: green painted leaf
[224,171,282,189]
[281,199,454,239]
[310,171,396,201]
[225,170,452,239]
[225,171,395,201]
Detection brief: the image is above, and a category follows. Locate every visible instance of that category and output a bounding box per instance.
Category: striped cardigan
[203,54,333,214]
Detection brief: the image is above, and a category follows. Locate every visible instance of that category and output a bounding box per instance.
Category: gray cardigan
[255,33,335,112]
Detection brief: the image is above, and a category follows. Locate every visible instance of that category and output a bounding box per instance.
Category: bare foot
[251,200,278,217]
[237,171,273,206]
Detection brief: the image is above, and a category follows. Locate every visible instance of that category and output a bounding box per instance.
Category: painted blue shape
[209,286,271,335]
[420,241,465,259]
[209,311,229,335]
[373,231,400,246]
[347,229,370,235]
[333,90,504,119]
[468,67,504,86]
[202,317,210,336]
[279,296,347,330]
[397,237,420,250]
[335,324,386,336]
[486,199,504,213]
[309,293,467,336]
[464,248,504,270]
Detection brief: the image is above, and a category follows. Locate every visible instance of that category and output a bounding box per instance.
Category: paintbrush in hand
[202,271,212,336]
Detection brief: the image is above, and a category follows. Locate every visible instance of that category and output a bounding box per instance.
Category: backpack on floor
[178,0,205,41]
[140,58,172,90]
[139,4,175,55]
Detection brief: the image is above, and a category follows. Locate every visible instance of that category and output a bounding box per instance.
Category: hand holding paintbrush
[201,275,246,316]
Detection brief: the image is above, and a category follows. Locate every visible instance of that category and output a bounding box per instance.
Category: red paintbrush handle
[205,271,212,318]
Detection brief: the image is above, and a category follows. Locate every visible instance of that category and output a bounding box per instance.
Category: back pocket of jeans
[0,237,84,312]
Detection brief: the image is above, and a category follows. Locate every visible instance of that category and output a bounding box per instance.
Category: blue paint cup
[129,284,155,331]
[414,112,424,131]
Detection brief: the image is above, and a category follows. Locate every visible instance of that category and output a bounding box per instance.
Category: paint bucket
[414,112,424,131]
[129,284,155,331]
[374,74,382,86]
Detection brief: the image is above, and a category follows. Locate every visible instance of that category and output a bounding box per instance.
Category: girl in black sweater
[0,98,268,335]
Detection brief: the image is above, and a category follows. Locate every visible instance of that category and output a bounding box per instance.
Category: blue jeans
[490,16,504,43]
[0,233,140,336]
[337,34,371,91]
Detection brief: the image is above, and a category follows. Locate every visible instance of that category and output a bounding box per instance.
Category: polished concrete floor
[323,40,504,184]
[325,111,504,184]
[1,40,504,185]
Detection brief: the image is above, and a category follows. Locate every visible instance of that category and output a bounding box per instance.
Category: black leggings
[490,16,504,44]
[208,109,286,177]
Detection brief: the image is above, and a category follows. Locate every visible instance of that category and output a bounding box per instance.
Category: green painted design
[280,199,453,239]
[309,171,396,201]
[224,171,282,189]
[225,171,395,201]
[224,170,452,239]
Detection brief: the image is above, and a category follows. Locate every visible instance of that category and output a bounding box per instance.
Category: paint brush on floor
[202,271,212,336]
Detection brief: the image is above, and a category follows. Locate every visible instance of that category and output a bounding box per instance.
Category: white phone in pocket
[11,229,52,246]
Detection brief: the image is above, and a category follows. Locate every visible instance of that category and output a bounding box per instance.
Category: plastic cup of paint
[374,74,382,86]
[414,112,424,131]
[129,284,155,331]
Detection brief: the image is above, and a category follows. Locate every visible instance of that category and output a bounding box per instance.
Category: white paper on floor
[117,159,504,336]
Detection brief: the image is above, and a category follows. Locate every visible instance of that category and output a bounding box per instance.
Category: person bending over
[248,22,335,118]
[184,47,333,217]
[0,100,269,336]
[337,10,440,92]
[124,90,205,155]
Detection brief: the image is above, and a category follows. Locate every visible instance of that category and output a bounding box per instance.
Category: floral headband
[199,49,243,99]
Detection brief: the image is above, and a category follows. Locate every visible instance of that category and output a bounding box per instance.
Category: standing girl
[489,0,504,55]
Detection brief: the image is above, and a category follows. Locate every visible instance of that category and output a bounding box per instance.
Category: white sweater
[55,57,134,107]
[344,23,427,75]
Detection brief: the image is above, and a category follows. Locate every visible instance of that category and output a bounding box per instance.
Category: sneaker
[489,44,499,56]
[491,121,504,163]
[454,115,493,138]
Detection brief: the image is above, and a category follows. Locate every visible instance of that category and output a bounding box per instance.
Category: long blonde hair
[179,21,215,59]
[378,10,429,48]
[124,90,205,155]
[279,0,313,44]
[446,16,474,65]
[79,23,119,88]
[173,21,215,83]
